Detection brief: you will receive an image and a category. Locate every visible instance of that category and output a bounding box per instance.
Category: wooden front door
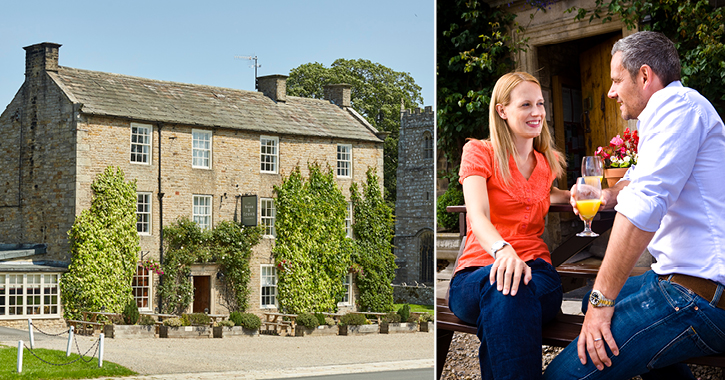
[579,34,627,155]
[193,276,211,313]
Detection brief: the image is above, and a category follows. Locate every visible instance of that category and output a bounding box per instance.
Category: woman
[448,72,570,379]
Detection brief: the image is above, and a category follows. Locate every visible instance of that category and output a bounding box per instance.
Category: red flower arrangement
[595,127,639,168]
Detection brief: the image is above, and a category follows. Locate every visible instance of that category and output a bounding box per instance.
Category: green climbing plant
[158,218,262,314]
[350,168,396,313]
[60,167,139,319]
[273,164,353,314]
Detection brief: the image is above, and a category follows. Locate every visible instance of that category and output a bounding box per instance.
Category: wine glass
[575,176,602,237]
[581,156,604,183]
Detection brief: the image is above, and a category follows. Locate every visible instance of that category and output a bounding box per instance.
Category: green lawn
[394,303,434,314]
[0,344,135,379]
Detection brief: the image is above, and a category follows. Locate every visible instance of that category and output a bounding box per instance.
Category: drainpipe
[157,122,165,313]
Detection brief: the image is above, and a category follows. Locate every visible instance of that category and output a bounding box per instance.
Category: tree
[437,0,523,184]
[287,59,424,206]
[60,167,139,319]
[350,168,396,312]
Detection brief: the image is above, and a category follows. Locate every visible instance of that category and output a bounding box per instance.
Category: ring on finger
[593,338,602,342]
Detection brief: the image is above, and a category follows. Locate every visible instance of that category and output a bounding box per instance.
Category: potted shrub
[213,319,235,338]
[338,313,377,335]
[294,312,321,336]
[104,302,156,339]
[159,313,211,338]
[226,311,261,337]
[418,312,434,332]
[380,306,417,334]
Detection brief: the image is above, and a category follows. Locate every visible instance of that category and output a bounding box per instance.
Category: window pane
[131,125,151,164]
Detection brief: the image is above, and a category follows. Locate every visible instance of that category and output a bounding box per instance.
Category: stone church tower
[394,106,434,285]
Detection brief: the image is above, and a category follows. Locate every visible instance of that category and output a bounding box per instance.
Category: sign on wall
[241,195,257,226]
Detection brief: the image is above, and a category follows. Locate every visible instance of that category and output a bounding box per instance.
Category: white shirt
[615,81,725,285]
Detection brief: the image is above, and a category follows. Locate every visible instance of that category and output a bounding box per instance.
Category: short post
[98,333,104,367]
[27,319,34,349]
[17,340,23,373]
[66,325,74,357]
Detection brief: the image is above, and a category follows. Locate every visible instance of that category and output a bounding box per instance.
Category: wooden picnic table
[262,312,297,336]
[207,314,228,323]
[349,311,387,324]
[320,312,344,323]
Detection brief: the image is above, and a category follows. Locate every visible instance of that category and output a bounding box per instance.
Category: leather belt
[659,274,725,310]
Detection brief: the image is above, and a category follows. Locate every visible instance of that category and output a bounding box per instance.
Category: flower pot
[159,325,212,338]
[104,324,156,339]
[419,321,433,332]
[295,325,339,336]
[338,324,378,336]
[380,322,418,334]
[604,167,629,188]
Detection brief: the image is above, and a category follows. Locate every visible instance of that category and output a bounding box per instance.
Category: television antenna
[235,55,261,90]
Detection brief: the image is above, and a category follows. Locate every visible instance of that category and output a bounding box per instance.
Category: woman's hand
[489,246,532,296]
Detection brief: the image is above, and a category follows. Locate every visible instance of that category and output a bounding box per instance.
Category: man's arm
[577,213,654,370]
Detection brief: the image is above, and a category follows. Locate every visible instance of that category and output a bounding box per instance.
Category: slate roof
[47,67,383,143]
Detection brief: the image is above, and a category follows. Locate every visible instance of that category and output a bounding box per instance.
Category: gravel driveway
[1,327,434,378]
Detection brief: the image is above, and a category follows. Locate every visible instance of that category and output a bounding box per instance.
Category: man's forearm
[593,212,654,300]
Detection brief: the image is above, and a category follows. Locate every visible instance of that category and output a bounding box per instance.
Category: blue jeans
[544,271,725,380]
[448,258,563,380]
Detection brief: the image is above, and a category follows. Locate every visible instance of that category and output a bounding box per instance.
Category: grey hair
[611,31,681,85]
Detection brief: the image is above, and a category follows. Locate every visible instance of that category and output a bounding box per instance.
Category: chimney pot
[323,84,352,108]
[23,42,62,78]
[257,74,288,103]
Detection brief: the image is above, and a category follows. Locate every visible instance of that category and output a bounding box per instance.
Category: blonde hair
[488,72,566,184]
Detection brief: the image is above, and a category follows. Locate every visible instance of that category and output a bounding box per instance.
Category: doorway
[193,276,211,314]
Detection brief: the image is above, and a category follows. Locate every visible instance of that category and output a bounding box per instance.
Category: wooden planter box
[380,322,418,334]
[213,326,259,338]
[419,321,433,332]
[103,324,156,339]
[338,324,378,336]
[294,325,339,336]
[159,325,211,338]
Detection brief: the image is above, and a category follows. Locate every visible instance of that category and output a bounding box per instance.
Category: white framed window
[345,202,353,239]
[261,198,276,237]
[130,123,152,164]
[338,273,353,306]
[0,273,61,319]
[137,192,152,235]
[192,129,212,169]
[260,136,278,174]
[337,144,352,178]
[132,266,152,311]
[260,265,277,308]
[193,195,212,229]
[423,131,434,159]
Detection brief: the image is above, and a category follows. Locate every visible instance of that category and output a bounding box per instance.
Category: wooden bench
[438,204,725,379]
[262,312,297,336]
[349,312,388,324]
[66,319,104,336]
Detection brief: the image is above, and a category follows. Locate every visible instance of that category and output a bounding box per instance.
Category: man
[544,31,725,380]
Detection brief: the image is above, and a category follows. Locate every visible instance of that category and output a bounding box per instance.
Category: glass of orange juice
[575,176,602,237]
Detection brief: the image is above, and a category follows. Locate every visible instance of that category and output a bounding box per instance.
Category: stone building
[394,106,434,286]
[0,42,385,323]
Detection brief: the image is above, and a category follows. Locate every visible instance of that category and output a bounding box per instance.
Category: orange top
[455,140,555,273]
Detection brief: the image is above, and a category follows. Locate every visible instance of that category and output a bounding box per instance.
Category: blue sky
[0,0,434,110]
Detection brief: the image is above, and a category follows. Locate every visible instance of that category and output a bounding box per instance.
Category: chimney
[323,84,352,108]
[257,74,288,103]
[23,42,62,78]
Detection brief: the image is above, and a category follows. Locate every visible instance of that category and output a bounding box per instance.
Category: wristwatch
[490,240,510,259]
[589,290,615,308]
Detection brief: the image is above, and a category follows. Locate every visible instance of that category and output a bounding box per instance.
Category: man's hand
[577,306,619,371]
[489,247,531,296]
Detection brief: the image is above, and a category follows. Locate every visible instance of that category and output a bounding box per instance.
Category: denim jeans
[544,270,725,380]
[448,258,563,380]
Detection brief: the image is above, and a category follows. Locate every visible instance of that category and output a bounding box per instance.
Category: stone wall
[0,49,78,262]
[392,284,433,306]
[394,106,434,285]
